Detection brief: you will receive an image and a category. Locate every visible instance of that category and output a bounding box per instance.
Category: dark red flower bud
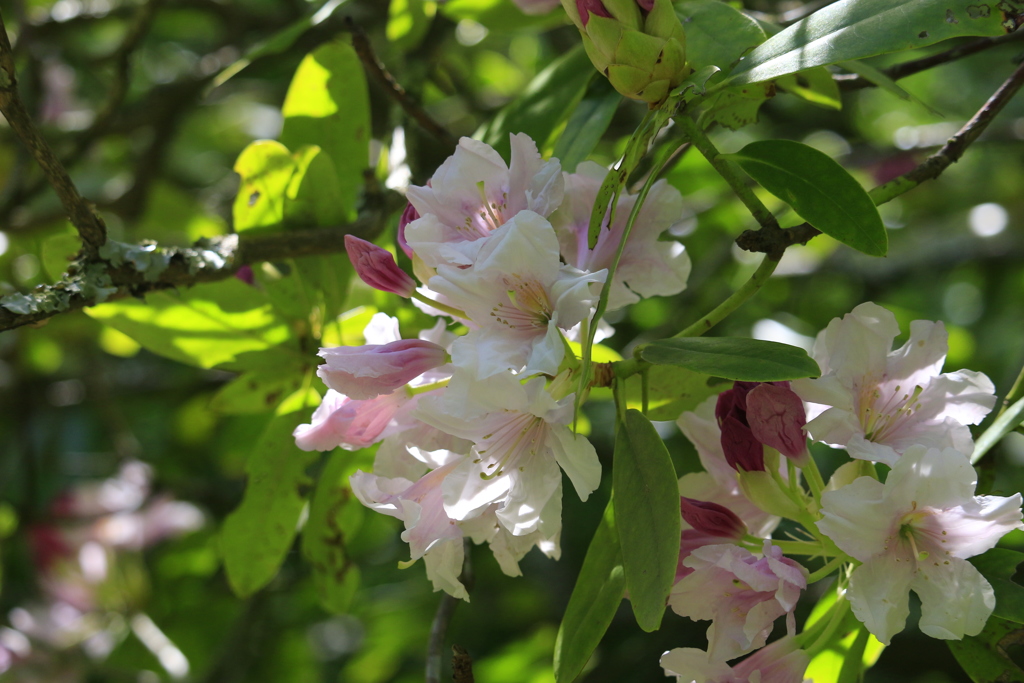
[576,0,611,25]
[716,382,766,472]
[396,202,418,259]
[679,497,746,540]
[746,383,808,464]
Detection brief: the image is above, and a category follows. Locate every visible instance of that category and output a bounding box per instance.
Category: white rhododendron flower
[551,161,690,310]
[670,541,807,661]
[428,211,606,378]
[661,637,810,683]
[404,133,564,268]
[817,445,1023,644]
[415,372,601,536]
[791,302,996,465]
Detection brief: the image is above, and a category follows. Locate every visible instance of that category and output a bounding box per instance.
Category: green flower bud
[562,0,688,105]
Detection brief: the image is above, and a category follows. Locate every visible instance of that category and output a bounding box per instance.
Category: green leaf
[948,616,1024,683]
[724,140,887,256]
[699,81,775,131]
[281,41,370,222]
[478,46,593,159]
[805,592,886,683]
[441,0,565,32]
[86,279,299,370]
[302,451,365,613]
[232,140,295,233]
[972,396,1024,464]
[386,0,433,51]
[284,146,348,228]
[552,78,621,173]
[640,337,821,381]
[776,66,842,110]
[674,0,766,74]
[724,0,1016,86]
[614,410,680,632]
[41,228,80,281]
[220,406,318,597]
[970,548,1024,624]
[623,366,726,421]
[210,369,306,414]
[836,60,938,115]
[553,499,625,683]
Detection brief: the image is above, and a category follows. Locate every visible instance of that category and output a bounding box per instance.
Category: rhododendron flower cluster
[660,301,1020,681]
[295,133,691,600]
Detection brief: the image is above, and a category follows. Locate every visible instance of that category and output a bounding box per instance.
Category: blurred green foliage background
[1,0,1023,681]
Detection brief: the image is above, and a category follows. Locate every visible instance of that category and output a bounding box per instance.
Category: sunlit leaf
[86,280,299,370]
[232,140,295,233]
[623,365,727,421]
[725,0,1015,86]
[614,410,680,632]
[640,337,821,381]
[723,140,887,256]
[281,41,370,221]
[776,66,841,110]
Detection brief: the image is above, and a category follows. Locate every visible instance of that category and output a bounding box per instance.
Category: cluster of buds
[562,0,689,104]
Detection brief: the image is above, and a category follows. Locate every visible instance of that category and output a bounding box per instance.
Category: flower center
[489,276,553,331]
[475,411,546,479]
[859,383,925,443]
[458,182,509,238]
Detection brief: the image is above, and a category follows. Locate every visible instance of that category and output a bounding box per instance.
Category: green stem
[769,539,838,557]
[674,114,779,230]
[675,255,779,338]
[641,368,650,415]
[802,456,827,502]
[411,290,467,320]
[804,597,851,659]
[806,556,848,584]
[408,378,450,396]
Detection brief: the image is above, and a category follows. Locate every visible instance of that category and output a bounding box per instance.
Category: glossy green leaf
[86,280,298,370]
[836,60,937,114]
[552,78,620,173]
[281,41,370,222]
[386,0,432,51]
[805,591,886,683]
[776,67,841,110]
[725,0,1015,86]
[640,337,821,381]
[724,140,888,256]
[970,548,1024,624]
[221,406,318,597]
[623,366,727,421]
[302,451,365,613]
[284,146,347,228]
[478,46,593,159]
[553,499,625,683]
[674,0,766,74]
[948,616,1024,683]
[972,396,1024,464]
[614,410,680,632]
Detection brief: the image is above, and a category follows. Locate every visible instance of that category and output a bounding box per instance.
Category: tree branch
[737,59,1024,255]
[0,189,405,332]
[835,31,1024,91]
[0,8,107,254]
[344,18,458,150]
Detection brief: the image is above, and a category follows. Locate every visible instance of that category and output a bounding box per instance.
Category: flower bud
[679,497,745,540]
[396,202,418,259]
[745,383,809,466]
[562,0,688,105]
[318,339,448,400]
[716,382,765,472]
[345,235,417,297]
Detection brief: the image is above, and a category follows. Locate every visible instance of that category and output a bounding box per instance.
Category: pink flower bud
[396,202,418,259]
[345,235,417,297]
[318,339,448,400]
[679,497,746,540]
[294,390,409,452]
[746,383,808,464]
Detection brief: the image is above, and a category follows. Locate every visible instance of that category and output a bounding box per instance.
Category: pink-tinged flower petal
[819,445,1023,644]
[396,202,419,258]
[318,339,448,400]
[345,235,417,296]
[792,302,997,464]
[679,497,745,540]
[576,0,611,26]
[660,648,732,683]
[731,637,810,683]
[293,390,410,452]
[552,162,689,310]
[670,542,806,661]
[745,383,808,463]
